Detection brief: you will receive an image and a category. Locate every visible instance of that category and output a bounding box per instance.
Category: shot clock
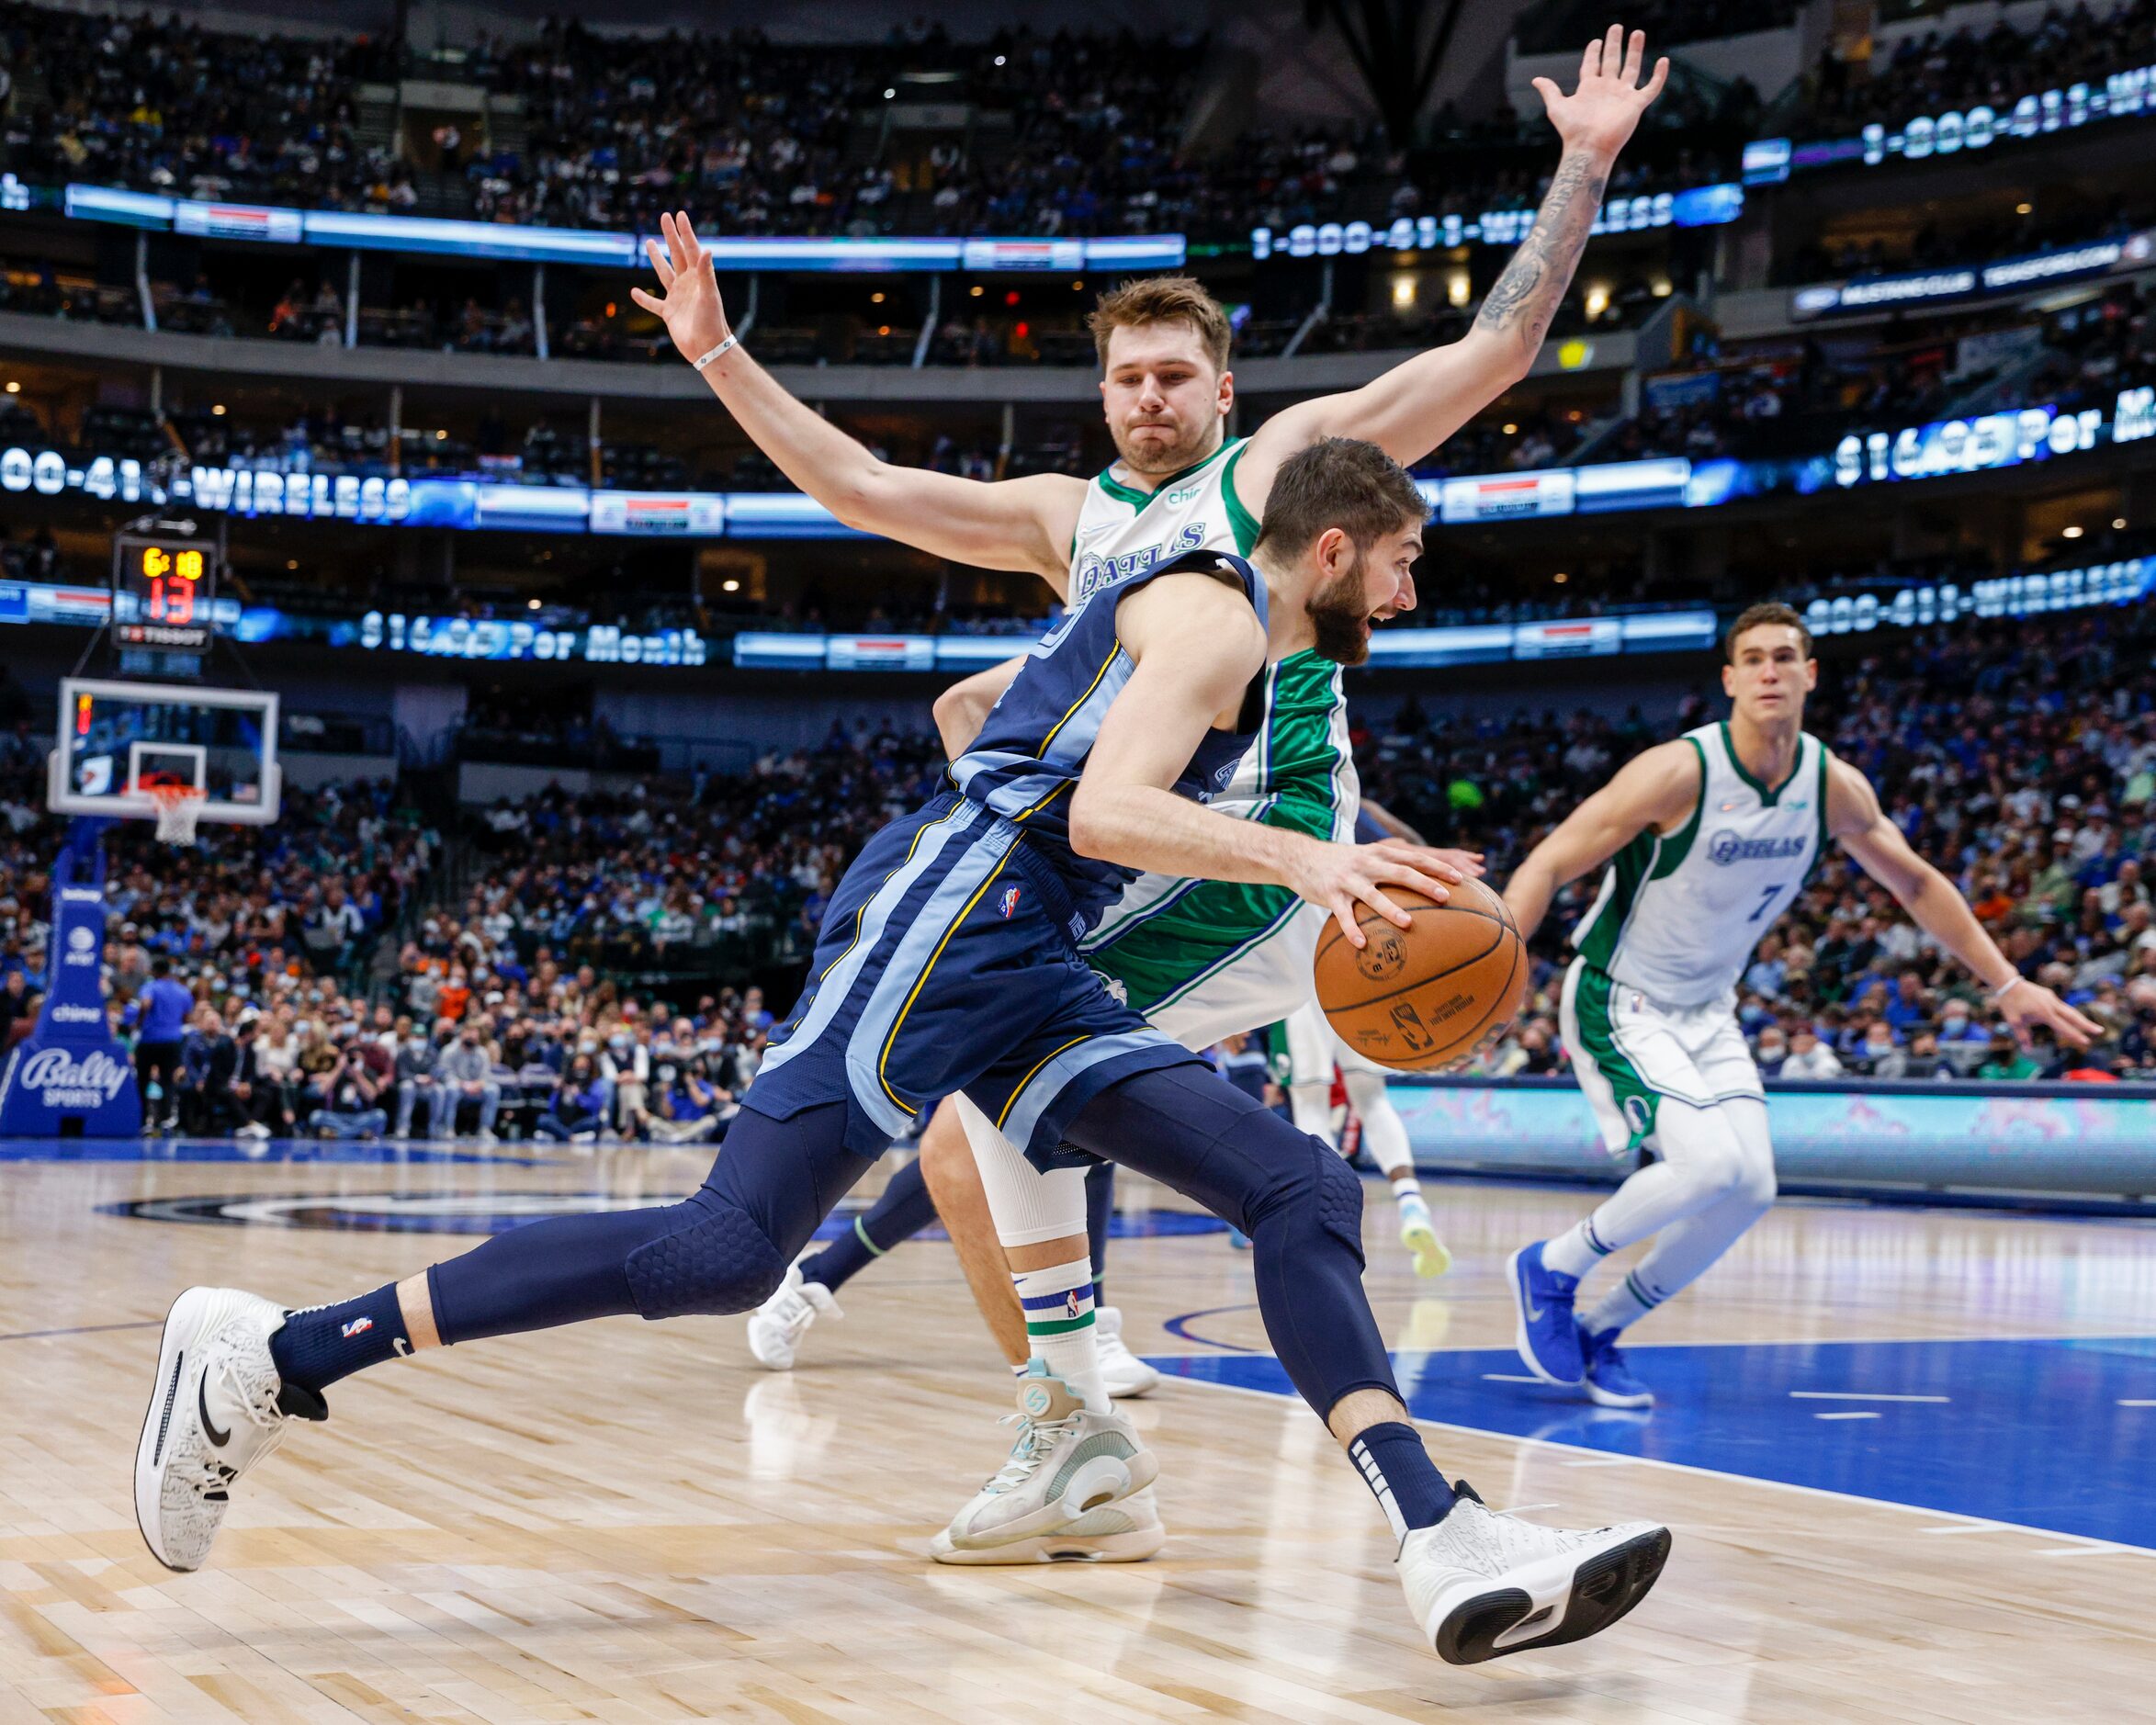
[111,532,215,653]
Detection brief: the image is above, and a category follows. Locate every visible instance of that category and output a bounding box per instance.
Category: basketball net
[147,783,206,847]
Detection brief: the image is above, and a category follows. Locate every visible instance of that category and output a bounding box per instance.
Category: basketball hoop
[147,782,206,847]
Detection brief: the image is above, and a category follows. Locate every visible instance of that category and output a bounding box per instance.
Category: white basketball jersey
[1066,436,1356,836]
[1571,722,1828,1008]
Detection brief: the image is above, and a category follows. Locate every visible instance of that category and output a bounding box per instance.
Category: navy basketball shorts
[744,793,1208,1162]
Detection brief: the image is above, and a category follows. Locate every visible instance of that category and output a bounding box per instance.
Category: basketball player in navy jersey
[138,438,1672,1664]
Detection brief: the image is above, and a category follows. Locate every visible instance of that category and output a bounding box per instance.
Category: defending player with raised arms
[1500,603,2100,1405]
[624,24,1673,1552]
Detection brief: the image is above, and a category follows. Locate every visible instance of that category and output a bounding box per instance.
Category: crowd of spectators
[1362,602,2156,1084]
[1603,282,2155,468]
[0,0,2147,305]
[0,3,407,209]
[1802,2,2156,133]
[7,584,2155,1153]
[0,720,953,1143]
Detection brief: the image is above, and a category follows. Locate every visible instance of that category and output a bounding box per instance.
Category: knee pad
[624,1197,786,1320]
[1309,1134,1369,1260]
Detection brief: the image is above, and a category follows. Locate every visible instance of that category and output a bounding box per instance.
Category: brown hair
[1087,275,1232,372]
[1723,601,1813,662]
[1253,437,1427,559]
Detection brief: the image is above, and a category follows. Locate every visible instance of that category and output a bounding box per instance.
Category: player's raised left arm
[1247,28,1667,475]
[1828,754,2100,1048]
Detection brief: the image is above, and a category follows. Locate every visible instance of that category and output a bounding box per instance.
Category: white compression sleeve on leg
[1288,1081,1339,1150]
[951,1092,1089,1248]
[1584,1096,1777,1332]
[1541,1094,1755,1280]
[1343,1070,1415,1180]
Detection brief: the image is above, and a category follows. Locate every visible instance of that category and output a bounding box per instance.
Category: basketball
[1314,877,1528,1072]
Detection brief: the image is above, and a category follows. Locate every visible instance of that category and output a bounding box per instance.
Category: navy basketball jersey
[951,548,1270,925]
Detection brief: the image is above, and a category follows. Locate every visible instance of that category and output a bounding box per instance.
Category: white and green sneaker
[930,1485,1167,1564]
[936,1368,1157,1551]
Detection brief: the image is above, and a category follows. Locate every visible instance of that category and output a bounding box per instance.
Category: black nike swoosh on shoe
[198,1370,231,1447]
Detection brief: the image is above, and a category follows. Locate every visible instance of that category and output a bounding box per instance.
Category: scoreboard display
[111,533,215,652]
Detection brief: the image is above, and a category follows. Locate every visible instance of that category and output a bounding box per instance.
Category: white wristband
[1991,975,2026,1002]
[693,333,739,372]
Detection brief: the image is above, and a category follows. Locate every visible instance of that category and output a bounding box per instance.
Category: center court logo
[1707,830,1809,866]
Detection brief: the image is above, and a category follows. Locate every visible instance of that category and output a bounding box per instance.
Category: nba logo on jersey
[999,885,1022,919]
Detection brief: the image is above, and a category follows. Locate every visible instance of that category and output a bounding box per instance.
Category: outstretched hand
[1532,26,1669,160]
[1999,977,2105,1051]
[629,210,731,365]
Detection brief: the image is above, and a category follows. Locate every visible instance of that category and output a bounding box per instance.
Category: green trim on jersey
[1090,440,1237,513]
[1814,742,1833,852]
[1718,720,1800,806]
[1088,651,1343,1012]
[1572,963,1660,1151]
[1573,734,1706,971]
[1221,440,1261,555]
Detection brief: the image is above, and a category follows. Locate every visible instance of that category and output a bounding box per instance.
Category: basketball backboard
[47,678,280,825]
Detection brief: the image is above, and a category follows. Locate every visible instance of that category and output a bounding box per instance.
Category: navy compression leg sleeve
[1065,1065,1399,1419]
[428,1101,873,1343]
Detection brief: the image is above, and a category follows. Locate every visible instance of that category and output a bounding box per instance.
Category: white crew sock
[1011,1257,1107,1412]
[1583,1271,1659,1337]
[1539,1214,1617,1281]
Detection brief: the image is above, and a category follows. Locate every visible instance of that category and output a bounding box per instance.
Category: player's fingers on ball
[1330,896,1366,949]
[1358,884,1413,930]
[1381,864,1451,904]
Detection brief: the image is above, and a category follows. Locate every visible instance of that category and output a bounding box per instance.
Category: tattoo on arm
[1473,151,1608,358]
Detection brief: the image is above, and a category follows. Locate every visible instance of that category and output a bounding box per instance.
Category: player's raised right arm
[1502,740,1700,941]
[632,212,1081,589]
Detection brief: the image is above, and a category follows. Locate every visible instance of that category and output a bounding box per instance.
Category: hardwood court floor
[3,1141,2153,1722]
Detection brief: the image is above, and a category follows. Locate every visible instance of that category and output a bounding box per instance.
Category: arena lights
[3,389,2149,543]
[1248,183,1741,261]
[1803,558,2152,637]
[1745,61,2156,183]
[54,184,1184,273]
[1791,231,2153,318]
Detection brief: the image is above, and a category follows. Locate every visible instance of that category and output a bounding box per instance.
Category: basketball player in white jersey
[1502,603,2098,1405]
[634,28,1670,1556]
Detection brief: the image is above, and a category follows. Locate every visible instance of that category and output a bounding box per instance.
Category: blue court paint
[1146,1336,2156,1550]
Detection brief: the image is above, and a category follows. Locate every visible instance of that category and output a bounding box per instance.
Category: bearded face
[1307,545,1377,666]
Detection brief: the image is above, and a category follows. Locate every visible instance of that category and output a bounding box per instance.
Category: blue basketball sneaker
[1580,1326,1654,1408]
[1507,1242,1584,1384]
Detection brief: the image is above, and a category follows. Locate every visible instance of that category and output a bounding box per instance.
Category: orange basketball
[1312,876,1529,1072]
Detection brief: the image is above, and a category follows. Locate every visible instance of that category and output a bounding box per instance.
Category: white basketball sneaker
[1398,1482,1670,1664]
[1095,1306,1159,1398]
[930,1485,1166,1564]
[1397,1192,1452,1279]
[134,1287,327,1572]
[745,1262,841,1370]
[938,1370,1158,1551]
